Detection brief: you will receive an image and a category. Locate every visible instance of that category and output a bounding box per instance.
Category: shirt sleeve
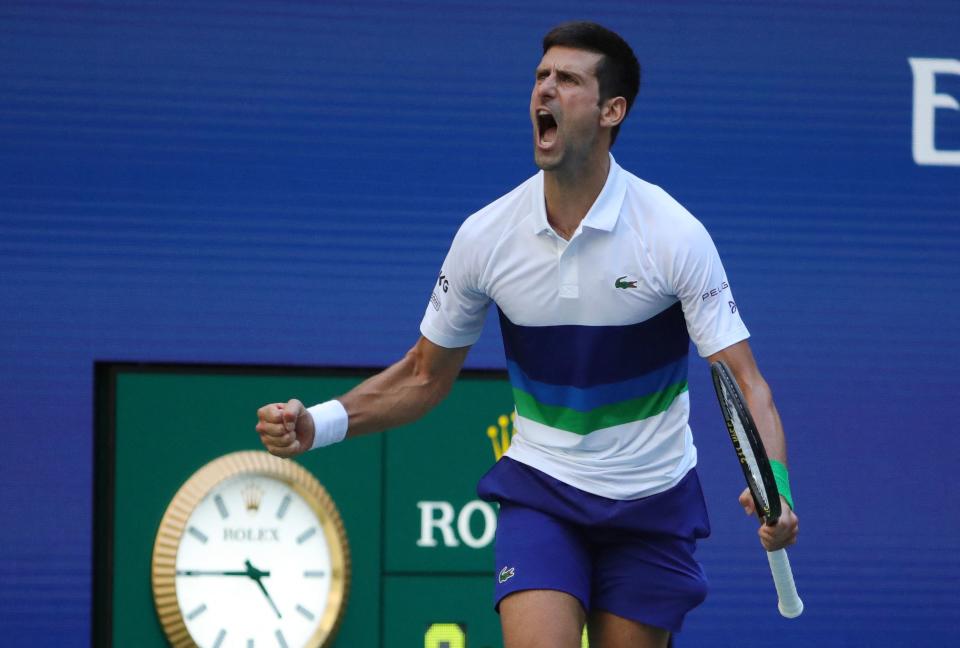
[669,219,750,357]
[419,221,491,348]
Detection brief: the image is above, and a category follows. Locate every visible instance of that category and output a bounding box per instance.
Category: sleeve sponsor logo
[701,281,730,302]
[430,271,449,311]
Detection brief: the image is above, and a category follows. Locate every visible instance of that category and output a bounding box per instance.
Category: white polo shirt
[420,156,749,500]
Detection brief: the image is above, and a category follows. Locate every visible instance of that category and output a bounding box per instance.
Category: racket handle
[767,548,804,618]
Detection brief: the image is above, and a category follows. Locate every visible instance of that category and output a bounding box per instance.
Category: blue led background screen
[2,1,958,645]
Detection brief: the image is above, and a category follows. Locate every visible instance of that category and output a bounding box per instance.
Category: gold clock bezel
[151,451,350,648]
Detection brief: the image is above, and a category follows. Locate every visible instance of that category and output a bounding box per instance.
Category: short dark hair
[542,21,640,146]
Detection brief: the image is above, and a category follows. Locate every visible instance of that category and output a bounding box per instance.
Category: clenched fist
[256,399,315,458]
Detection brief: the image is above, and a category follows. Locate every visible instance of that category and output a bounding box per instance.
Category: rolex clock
[152,451,350,648]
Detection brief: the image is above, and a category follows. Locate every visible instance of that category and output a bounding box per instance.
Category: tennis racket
[710,360,804,618]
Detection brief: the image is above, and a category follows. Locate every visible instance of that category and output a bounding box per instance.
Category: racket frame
[710,360,781,524]
[709,359,804,618]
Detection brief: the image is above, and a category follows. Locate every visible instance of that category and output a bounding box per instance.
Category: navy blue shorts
[476,457,711,633]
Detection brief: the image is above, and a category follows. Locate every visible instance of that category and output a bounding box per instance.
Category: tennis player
[257,21,799,648]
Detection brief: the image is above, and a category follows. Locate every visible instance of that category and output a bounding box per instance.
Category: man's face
[530,46,605,172]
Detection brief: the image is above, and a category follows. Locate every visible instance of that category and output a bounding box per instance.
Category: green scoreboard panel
[94,364,515,648]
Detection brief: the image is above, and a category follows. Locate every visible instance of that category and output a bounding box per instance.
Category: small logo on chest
[614,275,638,289]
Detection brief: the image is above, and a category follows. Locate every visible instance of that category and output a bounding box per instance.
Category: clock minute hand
[177,568,270,577]
[245,559,282,619]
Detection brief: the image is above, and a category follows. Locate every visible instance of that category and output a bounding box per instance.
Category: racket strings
[722,386,771,514]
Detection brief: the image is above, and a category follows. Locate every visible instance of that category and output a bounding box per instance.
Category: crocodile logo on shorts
[498,566,515,583]
[615,275,638,289]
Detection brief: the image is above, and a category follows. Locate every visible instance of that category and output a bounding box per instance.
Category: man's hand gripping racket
[711,361,804,618]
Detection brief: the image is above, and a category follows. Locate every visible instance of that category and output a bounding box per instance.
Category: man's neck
[543,150,611,240]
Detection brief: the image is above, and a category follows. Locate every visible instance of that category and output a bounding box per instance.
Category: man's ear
[600,96,627,128]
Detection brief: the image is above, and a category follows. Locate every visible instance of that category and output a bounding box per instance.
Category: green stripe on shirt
[513,381,689,435]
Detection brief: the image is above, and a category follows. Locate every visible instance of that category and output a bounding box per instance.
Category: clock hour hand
[245,559,282,619]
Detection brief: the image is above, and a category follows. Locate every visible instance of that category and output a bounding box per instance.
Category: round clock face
[152,452,349,648]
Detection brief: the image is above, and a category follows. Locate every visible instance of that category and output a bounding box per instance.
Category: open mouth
[536,110,558,146]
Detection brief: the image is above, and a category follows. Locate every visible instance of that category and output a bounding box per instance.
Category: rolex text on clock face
[175,473,333,648]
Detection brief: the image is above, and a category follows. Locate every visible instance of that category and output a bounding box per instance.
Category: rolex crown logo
[242,482,263,514]
[486,411,516,461]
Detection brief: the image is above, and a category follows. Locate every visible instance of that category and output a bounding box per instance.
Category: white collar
[532,153,627,235]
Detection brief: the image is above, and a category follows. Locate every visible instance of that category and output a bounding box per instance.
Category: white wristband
[306,400,349,450]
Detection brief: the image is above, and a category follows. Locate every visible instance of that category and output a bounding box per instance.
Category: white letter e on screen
[909,57,960,166]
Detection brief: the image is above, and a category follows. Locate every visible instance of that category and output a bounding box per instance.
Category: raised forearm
[339,338,469,437]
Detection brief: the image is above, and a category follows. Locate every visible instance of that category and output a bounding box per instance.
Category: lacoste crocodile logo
[498,566,515,584]
[615,275,638,289]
